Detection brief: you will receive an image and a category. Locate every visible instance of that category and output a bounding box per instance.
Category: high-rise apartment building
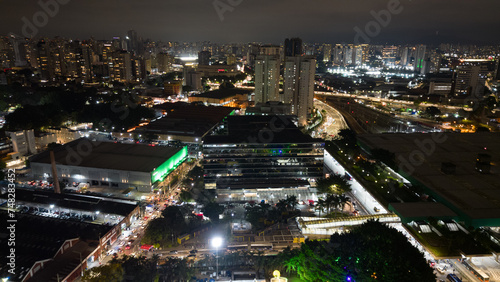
[284,38,303,57]
[259,45,281,56]
[283,56,316,126]
[184,68,203,91]
[414,45,427,74]
[323,44,332,62]
[157,53,174,73]
[111,51,133,82]
[254,55,281,104]
[455,60,489,97]
[198,50,211,66]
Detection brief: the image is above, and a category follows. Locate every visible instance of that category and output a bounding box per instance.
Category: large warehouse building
[0,188,139,282]
[30,139,188,192]
[358,132,500,228]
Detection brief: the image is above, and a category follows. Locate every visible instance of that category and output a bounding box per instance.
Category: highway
[313,99,349,138]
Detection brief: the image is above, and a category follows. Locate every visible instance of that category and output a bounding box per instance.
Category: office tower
[203,115,324,195]
[198,50,211,65]
[283,56,316,126]
[323,44,332,62]
[414,45,427,73]
[254,55,280,103]
[284,38,303,57]
[157,53,174,73]
[455,61,489,97]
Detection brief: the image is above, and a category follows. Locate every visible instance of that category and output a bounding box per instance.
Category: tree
[371,148,397,170]
[82,263,124,282]
[285,195,298,211]
[202,202,225,222]
[276,200,288,214]
[337,194,351,212]
[316,174,352,195]
[424,106,441,118]
[315,198,326,216]
[337,129,357,149]
[179,190,193,203]
[159,257,193,281]
[283,220,435,282]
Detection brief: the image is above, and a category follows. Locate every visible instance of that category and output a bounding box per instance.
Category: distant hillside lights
[21,0,71,38]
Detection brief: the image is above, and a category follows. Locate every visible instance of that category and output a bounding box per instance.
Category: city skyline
[0,0,499,44]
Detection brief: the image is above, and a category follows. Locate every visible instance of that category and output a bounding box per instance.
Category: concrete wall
[31,162,152,192]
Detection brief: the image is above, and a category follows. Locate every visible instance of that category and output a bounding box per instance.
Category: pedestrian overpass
[296,213,401,236]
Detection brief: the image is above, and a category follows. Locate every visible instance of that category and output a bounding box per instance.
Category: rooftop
[204,115,321,144]
[192,88,252,100]
[389,202,458,219]
[0,188,138,216]
[144,103,236,137]
[358,133,500,224]
[30,138,183,173]
[0,210,112,280]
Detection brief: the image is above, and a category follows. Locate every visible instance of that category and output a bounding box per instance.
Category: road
[324,152,388,215]
[313,99,349,139]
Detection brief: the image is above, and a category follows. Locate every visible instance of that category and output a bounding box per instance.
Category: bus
[463,259,490,282]
[344,172,352,181]
[446,274,462,282]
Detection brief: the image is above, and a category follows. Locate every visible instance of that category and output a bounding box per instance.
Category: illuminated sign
[151,146,188,183]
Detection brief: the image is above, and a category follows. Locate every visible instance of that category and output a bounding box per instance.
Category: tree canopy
[316,174,352,195]
[283,220,435,282]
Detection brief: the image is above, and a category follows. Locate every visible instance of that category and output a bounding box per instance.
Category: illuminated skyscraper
[414,44,427,73]
[455,60,489,97]
[283,56,316,126]
[323,44,332,62]
[255,55,280,103]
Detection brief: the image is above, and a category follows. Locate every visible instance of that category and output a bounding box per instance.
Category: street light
[211,237,223,280]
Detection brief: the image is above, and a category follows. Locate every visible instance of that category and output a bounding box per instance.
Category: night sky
[1,0,499,44]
